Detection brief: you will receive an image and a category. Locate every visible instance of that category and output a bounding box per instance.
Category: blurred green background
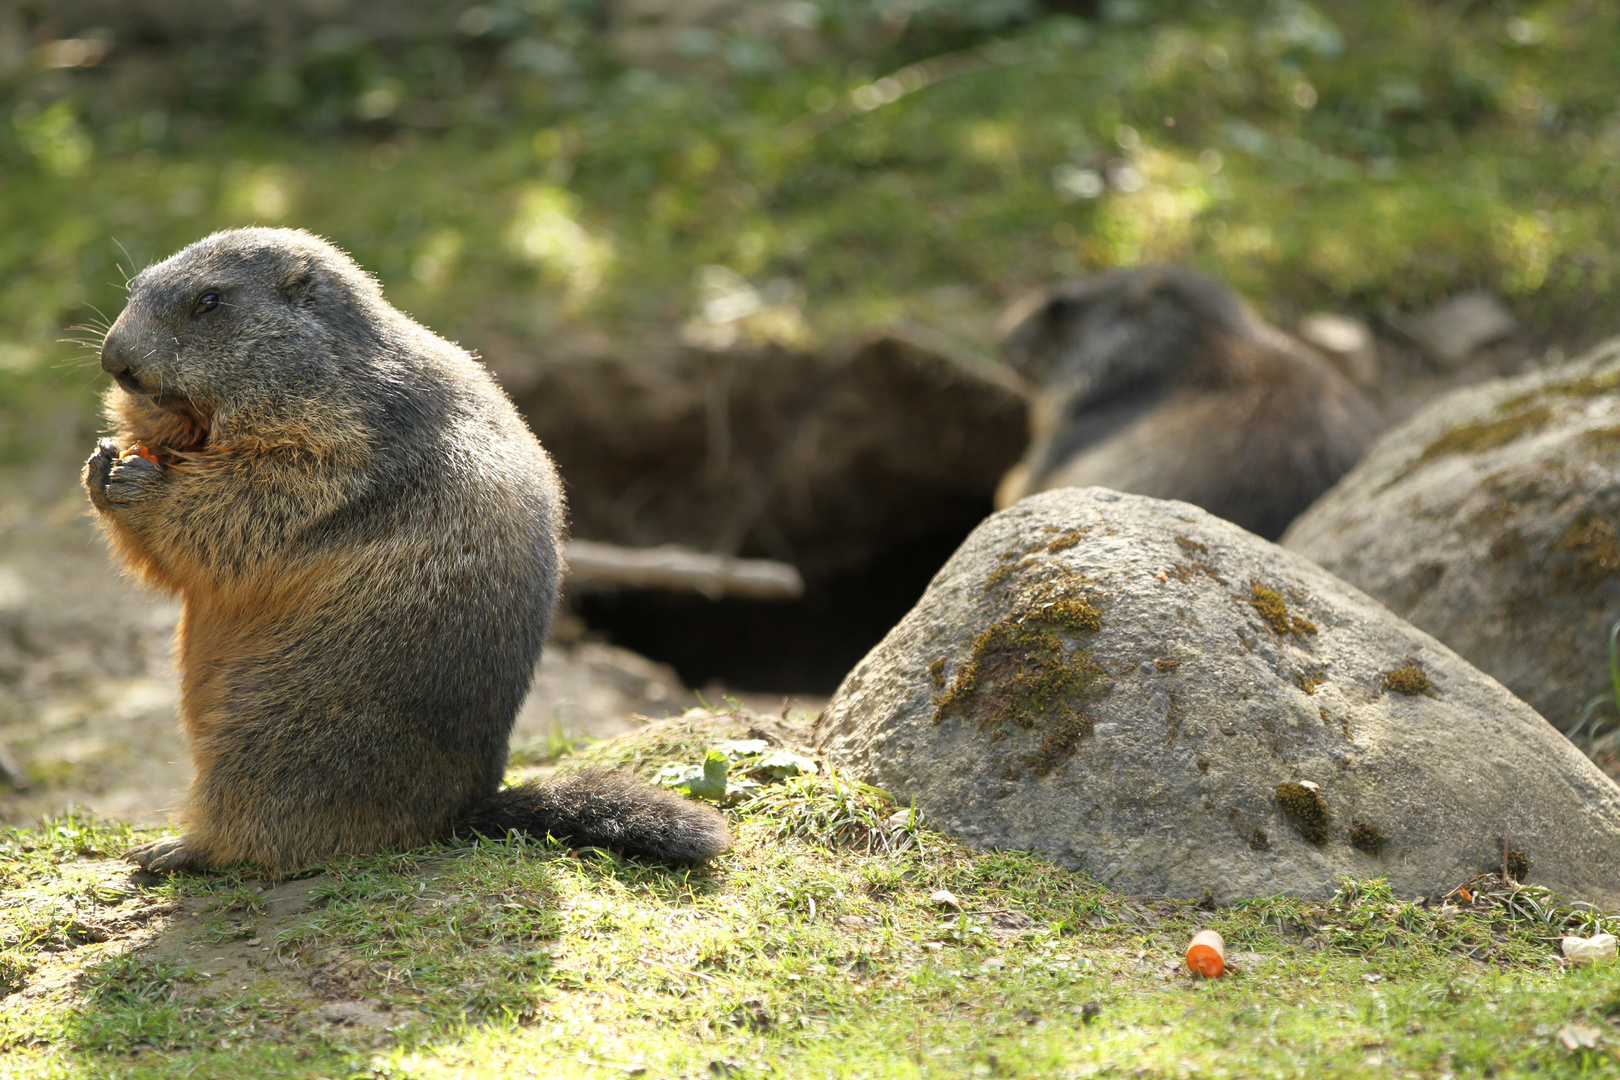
[2,0,1617,474]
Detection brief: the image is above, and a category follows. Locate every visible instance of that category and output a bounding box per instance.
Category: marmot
[84,227,729,875]
[995,266,1381,540]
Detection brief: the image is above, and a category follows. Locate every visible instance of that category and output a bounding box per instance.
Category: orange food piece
[1186,929,1226,978]
[119,442,160,465]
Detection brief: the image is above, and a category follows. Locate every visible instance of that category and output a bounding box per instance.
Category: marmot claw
[87,439,161,507]
[83,439,119,492]
[103,453,161,504]
[125,835,202,873]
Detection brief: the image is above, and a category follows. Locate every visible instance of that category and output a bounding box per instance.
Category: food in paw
[118,442,161,465]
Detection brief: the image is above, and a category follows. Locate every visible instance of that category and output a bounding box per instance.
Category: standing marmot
[84,227,728,874]
[996,266,1381,540]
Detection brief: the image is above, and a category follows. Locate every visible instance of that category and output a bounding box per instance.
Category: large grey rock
[816,487,1620,905]
[1283,340,1620,735]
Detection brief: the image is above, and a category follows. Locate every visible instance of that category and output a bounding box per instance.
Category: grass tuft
[745,770,923,856]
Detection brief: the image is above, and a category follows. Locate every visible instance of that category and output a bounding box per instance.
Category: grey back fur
[997,266,1380,541]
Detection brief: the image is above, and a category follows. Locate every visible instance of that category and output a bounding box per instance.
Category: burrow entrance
[501,334,1029,695]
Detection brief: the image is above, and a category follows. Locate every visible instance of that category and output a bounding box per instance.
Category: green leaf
[657,749,732,801]
[755,749,818,777]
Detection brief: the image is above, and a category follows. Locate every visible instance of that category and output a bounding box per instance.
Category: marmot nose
[100,336,133,376]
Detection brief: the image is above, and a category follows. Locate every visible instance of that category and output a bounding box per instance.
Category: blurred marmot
[85,227,728,875]
[996,266,1380,540]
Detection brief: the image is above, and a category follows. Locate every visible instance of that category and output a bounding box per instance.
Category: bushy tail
[463,769,731,864]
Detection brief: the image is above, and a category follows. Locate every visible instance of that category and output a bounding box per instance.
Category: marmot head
[1000,265,1257,388]
[99,228,391,453]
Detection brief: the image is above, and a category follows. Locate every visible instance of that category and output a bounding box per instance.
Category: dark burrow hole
[575,517,986,695]
[507,335,1029,698]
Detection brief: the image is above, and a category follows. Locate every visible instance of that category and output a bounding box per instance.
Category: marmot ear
[1042,294,1079,325]
[1123,270,1169,313]
[278,256,318,306]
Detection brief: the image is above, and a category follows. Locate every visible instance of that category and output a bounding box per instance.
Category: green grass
[2,756,1619,1079]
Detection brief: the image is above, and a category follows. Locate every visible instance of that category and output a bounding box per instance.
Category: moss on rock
[1348,821,1387,856]
[1045,528,1087,552]
[1250,583,1317,636]
[1582,425,1620,449]
[1414,404,1557,468]
[1019,583,1103,634]
[1381,665,1433,696]
[1501,367,1620,408]
[1554,513,1620,586]
[982,564,1019,594]
[1276,782,1329,845]
[934,573,1111,777]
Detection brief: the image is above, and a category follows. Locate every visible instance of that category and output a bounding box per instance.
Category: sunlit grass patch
[5,737,1618,1078]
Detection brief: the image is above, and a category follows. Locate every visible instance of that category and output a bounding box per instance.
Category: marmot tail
[464,771,732,864]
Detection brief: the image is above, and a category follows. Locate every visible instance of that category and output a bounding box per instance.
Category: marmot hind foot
[126,835,208,874]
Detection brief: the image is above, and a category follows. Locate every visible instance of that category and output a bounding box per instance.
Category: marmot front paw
[85,438,163,509]
[84,439,119,497]
[126,835,205,873]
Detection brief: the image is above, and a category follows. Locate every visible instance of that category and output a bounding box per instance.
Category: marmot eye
[193,293,220,315]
